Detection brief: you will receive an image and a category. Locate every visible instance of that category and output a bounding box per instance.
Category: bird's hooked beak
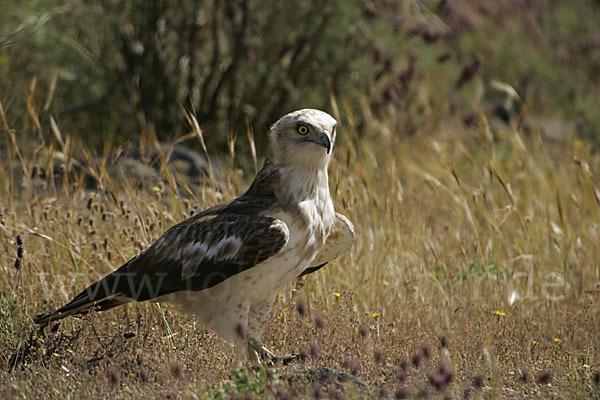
[313,132,332,154]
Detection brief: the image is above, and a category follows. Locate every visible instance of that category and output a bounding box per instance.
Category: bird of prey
[35,109,355,364]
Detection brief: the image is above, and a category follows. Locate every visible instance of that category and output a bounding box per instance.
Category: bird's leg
[247,337,276,366]
[247,337,299,366]
[246,299,300,365]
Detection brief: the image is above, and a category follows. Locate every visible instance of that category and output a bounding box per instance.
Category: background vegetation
[1,0,600,399]
[2,0,600,152]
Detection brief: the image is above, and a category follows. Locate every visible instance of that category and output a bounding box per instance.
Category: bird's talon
[247,338,301,365]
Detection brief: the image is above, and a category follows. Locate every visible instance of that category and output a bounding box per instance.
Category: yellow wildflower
[553,338,561,344]
[493,310,506,316]
[332,292,341,298]
[370,312,381,318]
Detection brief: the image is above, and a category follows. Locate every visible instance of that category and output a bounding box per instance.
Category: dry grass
[1,100,599,399]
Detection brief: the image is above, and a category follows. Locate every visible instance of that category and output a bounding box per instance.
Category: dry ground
[1,105,600,399]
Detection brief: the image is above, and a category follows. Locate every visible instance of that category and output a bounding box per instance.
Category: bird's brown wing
[35,196,289,326]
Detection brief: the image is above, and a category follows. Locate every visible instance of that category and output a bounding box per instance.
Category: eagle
[35,109,355,364]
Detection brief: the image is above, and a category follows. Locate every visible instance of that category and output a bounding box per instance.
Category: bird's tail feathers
[34,277,133,327]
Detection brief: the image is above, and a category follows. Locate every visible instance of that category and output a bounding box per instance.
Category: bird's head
[267,109,337,169]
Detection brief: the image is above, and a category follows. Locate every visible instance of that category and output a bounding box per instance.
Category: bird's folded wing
[102,212,289,301]
[299,213,354,277]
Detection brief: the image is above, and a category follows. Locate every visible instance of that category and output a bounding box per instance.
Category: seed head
[235,321,247,339]
[314,314,326,330]
[519,370,531,384]
[309,340,320,358]
[411,353,422,368]
[358,323,369,338]
[343,356,360,374]
[140,368,149,383]
[14,258,21,270]
[473,374,484,388]
[313,382,324,399]
[438,361,451,376]
[397,368,407,383]
[394,387,408,399]
[463,386,473,399]
[536,371,552,384]
[593,370,600,386]
[399,356,409,370]
[16,234,23,246]
[124,331,137,339]
[374,346,385,364]
[108,366,120,389]
[417,386,430,399]
[440,335,449,348]
[327,385,338,399]
[296,299,307,318]
[299,345,309,361]
[170,361,184,380]
[275,387,291,400]
[428,373,446,390]
[421,345,431,360]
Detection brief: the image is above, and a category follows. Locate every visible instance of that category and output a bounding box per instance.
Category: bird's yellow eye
[297,125,309,135]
